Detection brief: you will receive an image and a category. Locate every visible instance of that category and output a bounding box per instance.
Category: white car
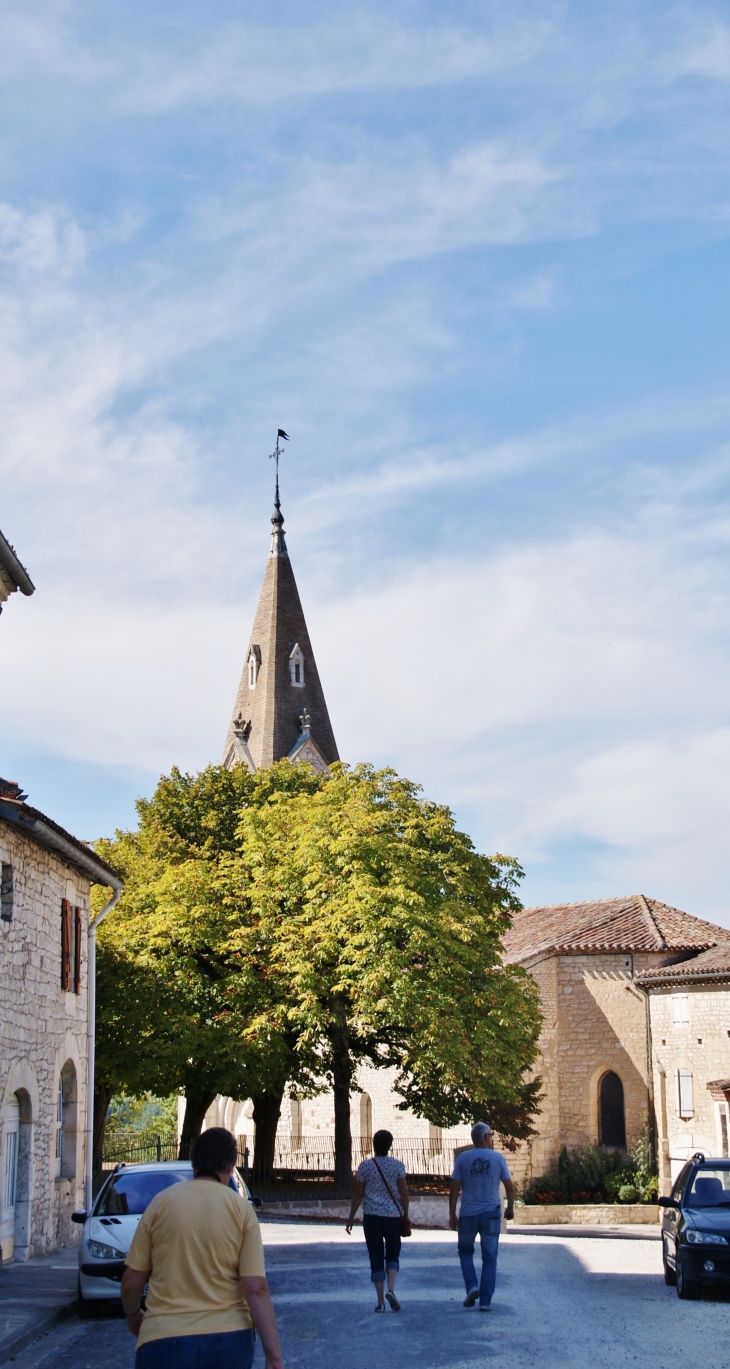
[73,1160,259,1317]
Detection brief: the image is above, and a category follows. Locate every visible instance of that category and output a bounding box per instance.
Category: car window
[97,1169,192,1216]
[685,1169,730,1207]
[672,1164,692,1202]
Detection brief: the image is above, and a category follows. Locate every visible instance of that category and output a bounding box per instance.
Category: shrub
[618,1184,638,1203]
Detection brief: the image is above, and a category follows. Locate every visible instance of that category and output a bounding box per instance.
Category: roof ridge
[636,893,666,950]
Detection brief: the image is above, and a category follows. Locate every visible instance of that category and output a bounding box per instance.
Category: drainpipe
[85,886,122,1213]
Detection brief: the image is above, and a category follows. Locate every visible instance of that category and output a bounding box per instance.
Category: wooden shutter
[61,899,72,991]
[74,908,82,994]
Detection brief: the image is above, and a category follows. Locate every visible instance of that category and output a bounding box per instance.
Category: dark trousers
[136,1329,254,1369]
[363,1213,402,1283]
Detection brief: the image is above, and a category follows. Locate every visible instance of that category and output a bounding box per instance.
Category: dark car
[660,1153,730,1299]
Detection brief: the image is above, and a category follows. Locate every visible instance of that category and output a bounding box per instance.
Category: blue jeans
[136,1329,254,1369]
[457,1208,501,1306]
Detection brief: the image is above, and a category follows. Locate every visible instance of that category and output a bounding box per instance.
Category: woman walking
[346,1130,411,1312]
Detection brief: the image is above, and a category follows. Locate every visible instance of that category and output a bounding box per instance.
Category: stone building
[637,946,730,1186]
[0,779,121,1260]
[0,527,34,615]
[503,896,730,1189]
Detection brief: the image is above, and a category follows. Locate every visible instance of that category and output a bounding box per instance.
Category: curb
[0,1299,77,1366]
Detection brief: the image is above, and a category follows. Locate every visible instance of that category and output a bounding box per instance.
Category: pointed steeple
[222,475,339,774]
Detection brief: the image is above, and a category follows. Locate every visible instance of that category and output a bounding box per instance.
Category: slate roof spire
[222,446,339,774]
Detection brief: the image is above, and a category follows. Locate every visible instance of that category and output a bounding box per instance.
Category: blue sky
[2,1,730,920]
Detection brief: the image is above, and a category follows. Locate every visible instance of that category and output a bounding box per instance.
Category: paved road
[9,1222,730,1369]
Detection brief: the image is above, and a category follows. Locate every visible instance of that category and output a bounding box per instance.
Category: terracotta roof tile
[502,895,730,963]
[636,943,730,986]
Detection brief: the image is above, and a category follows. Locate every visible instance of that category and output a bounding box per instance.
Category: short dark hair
[190,1127,237,1175]
[373,1129,393,1157]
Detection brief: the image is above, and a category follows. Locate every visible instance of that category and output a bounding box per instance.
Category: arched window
[58,1061,77,1180]
[599,1071,626,1149]
[360,1093,372,1144]
[54,1079,63,1178]
[290,1098,302,1149]
[289,644,305,688]
[247,646,261,689]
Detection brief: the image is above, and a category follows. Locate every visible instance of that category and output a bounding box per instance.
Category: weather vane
[269,428,289,504]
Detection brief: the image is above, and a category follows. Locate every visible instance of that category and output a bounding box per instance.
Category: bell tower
[222,438,339,773]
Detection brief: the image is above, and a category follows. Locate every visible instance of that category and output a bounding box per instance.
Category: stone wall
[506,951,670,1189]
[649,983,730,1188]
[0,821,89,1260]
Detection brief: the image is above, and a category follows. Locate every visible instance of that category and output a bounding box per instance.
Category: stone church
[203,483,730,1192]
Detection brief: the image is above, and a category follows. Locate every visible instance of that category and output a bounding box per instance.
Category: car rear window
[685,1169,730,1207]
[97,1169,192,1215]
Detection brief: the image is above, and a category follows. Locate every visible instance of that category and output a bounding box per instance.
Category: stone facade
[0,824,88,1259]
[0,786,120,1261]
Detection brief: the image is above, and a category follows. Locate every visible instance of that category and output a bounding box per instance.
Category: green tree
[236,763,542,1188]
[94,762,325,1167]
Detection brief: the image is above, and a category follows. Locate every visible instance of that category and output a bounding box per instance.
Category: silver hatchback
[73,1160,257,1316]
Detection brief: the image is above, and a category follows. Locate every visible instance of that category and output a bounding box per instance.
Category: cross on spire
[269,429,289,510]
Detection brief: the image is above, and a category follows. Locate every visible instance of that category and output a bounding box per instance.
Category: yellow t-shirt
[125,1178,266,1347]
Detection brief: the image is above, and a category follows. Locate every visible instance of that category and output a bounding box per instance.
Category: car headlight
[86,1239,125,1259]
[685,1230,728,1246]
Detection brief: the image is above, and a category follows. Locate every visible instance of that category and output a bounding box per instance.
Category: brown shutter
[61,899,72,991]
[74,908,82,994]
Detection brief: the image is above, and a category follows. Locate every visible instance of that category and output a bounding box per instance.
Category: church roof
[502,895,730,964]
[636,942,730,987]
[221,486,338,772]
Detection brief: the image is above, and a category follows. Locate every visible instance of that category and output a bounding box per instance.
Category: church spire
[222,435,339,774]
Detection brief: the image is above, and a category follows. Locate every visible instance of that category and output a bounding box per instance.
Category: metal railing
[101,1132,472,1199]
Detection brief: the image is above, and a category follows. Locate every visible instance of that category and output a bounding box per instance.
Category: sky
[2,1,730,921]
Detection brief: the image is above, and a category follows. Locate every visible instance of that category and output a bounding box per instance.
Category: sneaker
[385,1291,401,1311]
[374,1303,386,1313]
[463,1288,479,1307]
[479,1303,492,1312]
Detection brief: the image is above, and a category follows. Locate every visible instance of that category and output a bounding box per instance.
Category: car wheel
[77,1278,98,1319]
[676,1255,701,1300]
[663,1246,677,1286]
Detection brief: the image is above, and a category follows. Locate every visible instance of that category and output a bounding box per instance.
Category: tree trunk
[179,1085,217,1157]
[329,994,353,1192]
[251,1087,285,1185]
[93,1079,112,1179]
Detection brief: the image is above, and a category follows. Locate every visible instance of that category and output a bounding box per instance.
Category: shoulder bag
[373,1158,412,1237]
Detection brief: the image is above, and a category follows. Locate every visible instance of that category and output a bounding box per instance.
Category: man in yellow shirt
[121,1127,285,1369]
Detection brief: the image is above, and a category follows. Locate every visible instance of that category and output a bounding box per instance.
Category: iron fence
[100,1132,472,1199]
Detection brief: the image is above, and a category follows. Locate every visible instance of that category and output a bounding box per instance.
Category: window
[61,900,72,990]
[55,1079,63,1177]
[672,993,689,1026]
[359,1093,372,1144]
[73,907,82,994]
[1,863,12,922]
[290,1098,302,1148]
[289,644,305,687]
[720,1109,729,1159]
[676,1068,694,1118]
[61,903,82,993]
[599,1071,626,1148]
[3,1129,18,1209]
[247,646,260,689]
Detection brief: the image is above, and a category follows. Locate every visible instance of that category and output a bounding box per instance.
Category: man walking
[449,1122,514,1311]
[121,1127,285,1369]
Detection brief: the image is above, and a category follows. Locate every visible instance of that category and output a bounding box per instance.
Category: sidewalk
[0,1246,78,1365]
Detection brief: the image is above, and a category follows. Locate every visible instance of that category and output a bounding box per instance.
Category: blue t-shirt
[452,1147,511,1216]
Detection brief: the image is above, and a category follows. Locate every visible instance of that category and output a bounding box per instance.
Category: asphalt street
[9,1221,730,1369]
